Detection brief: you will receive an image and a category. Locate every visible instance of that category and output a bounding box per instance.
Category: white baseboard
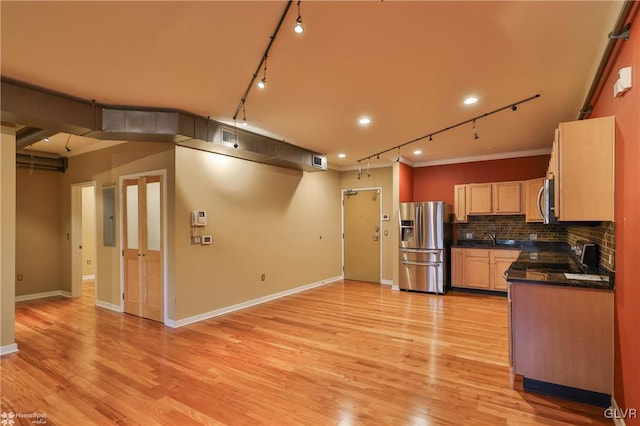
[611,397,627,426]
[381,279,393,286]
[392,285,400,291]
[165,275,343,328]
[82,274,96,281]
[96,300,123,312]
[15,290,72,302]
[1,343,19,357]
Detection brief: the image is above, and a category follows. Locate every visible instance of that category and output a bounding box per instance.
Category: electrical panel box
[191,210,207,227]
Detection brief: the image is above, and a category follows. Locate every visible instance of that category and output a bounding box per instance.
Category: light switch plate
[465,233,473,239]
[529,233,538,240]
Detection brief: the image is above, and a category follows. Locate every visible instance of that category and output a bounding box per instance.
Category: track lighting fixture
[257,57,268,89]
[43,137,50,143]
[357,162,362,180]
[366,159,371,177]
[294,1,304,34]
[242,104,248,127]
[376,154,380,160]
[64,134,71,152]
[356,94,541,164]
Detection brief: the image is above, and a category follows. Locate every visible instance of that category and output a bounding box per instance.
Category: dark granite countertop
[506,250,614,290]
[452,240,567,251]
[453,240,614,290]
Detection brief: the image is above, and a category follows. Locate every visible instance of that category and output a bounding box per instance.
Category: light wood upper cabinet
[453,185,467,223]
[492,181,522,214]
[556,115,615,221]
[464,181,523,216]
[524,178,544,223]
[466,184,493,215]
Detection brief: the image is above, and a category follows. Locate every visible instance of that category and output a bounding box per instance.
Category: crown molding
[413,148,551,168]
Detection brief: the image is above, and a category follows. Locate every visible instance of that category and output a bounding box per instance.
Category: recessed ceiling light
[464,96,478,105]
[413,150,422,155]
[358,117,371,126]
[338,153,346,158]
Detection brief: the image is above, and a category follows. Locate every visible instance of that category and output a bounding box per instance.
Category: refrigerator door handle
[416,205,423,248]
[401,261,442,267]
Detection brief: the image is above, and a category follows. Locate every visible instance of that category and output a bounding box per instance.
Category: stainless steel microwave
[538,178,558,224]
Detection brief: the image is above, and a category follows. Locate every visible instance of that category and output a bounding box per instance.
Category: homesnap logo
[1,412,15,426]
[1,412,47,425]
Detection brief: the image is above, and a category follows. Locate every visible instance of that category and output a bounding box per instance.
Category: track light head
[65,146,72,152]
[429,135,433,142]
[233,142,239,149]
[242,118,248,127]
[258,78,266,89]
[511,105,517,111]
[43,137,50,143]
[294,1,304,33]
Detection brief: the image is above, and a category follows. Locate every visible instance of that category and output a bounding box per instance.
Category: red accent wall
[412,155,550,203]
[399,162,414,202]
[591,8,640,421]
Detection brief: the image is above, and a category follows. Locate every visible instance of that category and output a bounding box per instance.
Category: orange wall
[591,7,640,421]
[411,155,550,203]
[399,162,414,202]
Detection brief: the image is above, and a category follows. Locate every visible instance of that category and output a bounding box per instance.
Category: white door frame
[70,181,97,299]
[341,187,383,283]
[119,169,168,324]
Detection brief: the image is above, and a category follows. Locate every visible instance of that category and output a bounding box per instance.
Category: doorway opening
[70,182,97,300]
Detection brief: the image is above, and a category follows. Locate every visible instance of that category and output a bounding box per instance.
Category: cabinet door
[453,185,467,222]
[490,250,520,291]
[558,116,615,221]
[492,181,522,214]
[463,249,490,289]
[524,178,544,223]
[451,248,464,287]
[466,184,492,215]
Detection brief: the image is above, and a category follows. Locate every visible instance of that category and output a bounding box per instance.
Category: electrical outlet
[465,233,473,239]
[529,233,538,241]
[261,274,266,282]
[17,274,23,281]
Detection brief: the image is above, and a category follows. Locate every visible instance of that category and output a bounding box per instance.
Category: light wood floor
[2,280,611,425]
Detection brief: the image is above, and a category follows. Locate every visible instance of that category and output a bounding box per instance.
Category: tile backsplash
[567,222,615,271]
[456,216,615,271]
[456,215,567,242]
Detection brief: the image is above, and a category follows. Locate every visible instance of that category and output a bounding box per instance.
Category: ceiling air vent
[220,127,237,146]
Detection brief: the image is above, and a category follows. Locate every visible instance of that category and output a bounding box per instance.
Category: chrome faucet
[488,233,496,246]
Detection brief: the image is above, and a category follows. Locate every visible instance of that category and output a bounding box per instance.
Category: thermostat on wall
[201,235,212,245]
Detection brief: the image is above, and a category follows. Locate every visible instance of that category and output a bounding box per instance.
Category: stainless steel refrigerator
[399,201,452,294]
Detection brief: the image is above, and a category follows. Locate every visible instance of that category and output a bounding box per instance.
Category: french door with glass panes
[123,175,163,322]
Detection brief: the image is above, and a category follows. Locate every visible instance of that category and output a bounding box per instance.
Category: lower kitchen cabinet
[491,250,520,291]
[452,248,519,291]
[510,281,613,395]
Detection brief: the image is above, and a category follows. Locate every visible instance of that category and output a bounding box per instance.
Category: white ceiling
[0,1,622,169]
